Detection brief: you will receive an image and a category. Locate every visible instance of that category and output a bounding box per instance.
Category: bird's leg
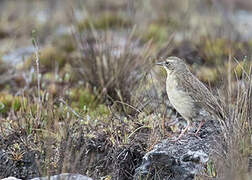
[194,120,205,136]
[162,106,168,136]
[170,119,190,142]
[168,119,179,126]
[168,111,179,126]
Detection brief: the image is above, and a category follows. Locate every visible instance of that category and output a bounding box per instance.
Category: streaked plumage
[156,56,225,140]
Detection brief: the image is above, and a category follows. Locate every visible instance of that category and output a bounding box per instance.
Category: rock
[2,177,21,180]
[0,133,40,180]
[134,119,221,180]
[31,173,93,180]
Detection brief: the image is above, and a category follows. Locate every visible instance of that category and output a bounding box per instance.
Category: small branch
[32,30,41,122]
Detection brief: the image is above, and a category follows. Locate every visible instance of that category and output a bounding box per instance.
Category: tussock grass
[1,1,252,179]
[208,56,252,180]
[71,29,154,114]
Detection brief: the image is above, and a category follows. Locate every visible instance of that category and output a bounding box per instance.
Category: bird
[156,56,226,141]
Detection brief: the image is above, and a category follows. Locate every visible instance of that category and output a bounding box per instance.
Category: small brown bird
[156,56,225,141]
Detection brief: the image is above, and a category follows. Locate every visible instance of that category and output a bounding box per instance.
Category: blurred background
[0,0,251,179]
[1,0,252,63]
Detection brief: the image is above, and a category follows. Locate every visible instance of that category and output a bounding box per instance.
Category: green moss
[69,87,109,117]
[78,13,131,31]
[142,23,167,43]
[155,16,178,29]
[70,88,96,109]
[0,92,22,115]
[89,104,109,117]
[52,35,75,53]
[39,46,67,70]
[196,66,218,84]
[199,38,248,66]
[248,40,252,50]
[24,46,68,72]
[200,38,228,65]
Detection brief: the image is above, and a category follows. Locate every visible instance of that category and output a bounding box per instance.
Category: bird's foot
[169,133,185,142]
[169,122,190,142]
[168,119,179,126]
[188,132,202,139]
[188,120,205,139]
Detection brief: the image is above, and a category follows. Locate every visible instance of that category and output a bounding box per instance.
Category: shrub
[71,30,154,113]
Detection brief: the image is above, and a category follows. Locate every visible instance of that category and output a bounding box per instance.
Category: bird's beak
[155,61,164,66]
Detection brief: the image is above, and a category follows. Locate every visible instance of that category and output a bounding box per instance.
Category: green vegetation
[142,23,168,43]
[0,0,251,179]
[78,13,132,31]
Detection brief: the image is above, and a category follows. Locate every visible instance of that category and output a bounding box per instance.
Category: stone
[134,119,221,180]
[31,173,93,180]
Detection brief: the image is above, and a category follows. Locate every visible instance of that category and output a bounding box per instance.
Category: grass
[216,57,252,179]
[70,28,154,115]
[0,0,252,179]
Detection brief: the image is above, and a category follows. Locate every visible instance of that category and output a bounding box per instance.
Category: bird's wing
[176,70,226,120]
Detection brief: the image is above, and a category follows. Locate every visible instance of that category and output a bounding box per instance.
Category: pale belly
[166,75,194,121]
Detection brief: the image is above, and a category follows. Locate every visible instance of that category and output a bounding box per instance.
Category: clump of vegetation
[68,86,109,117]
[233,59,252,79]
[142,23,168,43]
[25,46,68,73]
[71,31,154,113]
[198,37,248,66]
[78,13,132,31]
[196,66,218,84]
[0,92,21,116]
[1,0,252,179]
[52,34,75,53]
[216,63,252,179]
[199,37,229,65]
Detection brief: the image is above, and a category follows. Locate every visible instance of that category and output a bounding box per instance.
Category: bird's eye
[165,62,169,66]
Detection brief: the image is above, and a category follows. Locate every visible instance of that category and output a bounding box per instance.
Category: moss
[60,63,76,83]
[89,104,109,117]
[199,38,248,66]
[52,35,75,53]
[47,83,58,96]
[39,46,68,70]
[24,46,68,72]
[142,23,167,43]
[0,92,22,115]
[196,66,218,84]
[248,40,252,50]
[200,38,228,65]
[70,88,96,109]
[69,87,109,117]
[78,13,131,31]
[155,16,178,29]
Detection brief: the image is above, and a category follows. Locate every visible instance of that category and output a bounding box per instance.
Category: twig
[32,30,41,122]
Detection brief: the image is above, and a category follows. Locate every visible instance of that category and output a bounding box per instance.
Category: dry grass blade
[71,29,153,112]
[215,57,252,179]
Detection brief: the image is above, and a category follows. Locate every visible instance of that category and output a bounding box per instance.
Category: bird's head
[156,56,187,74]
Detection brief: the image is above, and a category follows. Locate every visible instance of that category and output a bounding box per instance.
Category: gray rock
[2,177,21,180]
[134,119,221,180]
[32,173,93,180]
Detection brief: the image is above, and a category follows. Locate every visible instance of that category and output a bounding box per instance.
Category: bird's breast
[166,75,195,120]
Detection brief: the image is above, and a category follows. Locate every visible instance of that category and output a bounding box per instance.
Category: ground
[0,0,251,179]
